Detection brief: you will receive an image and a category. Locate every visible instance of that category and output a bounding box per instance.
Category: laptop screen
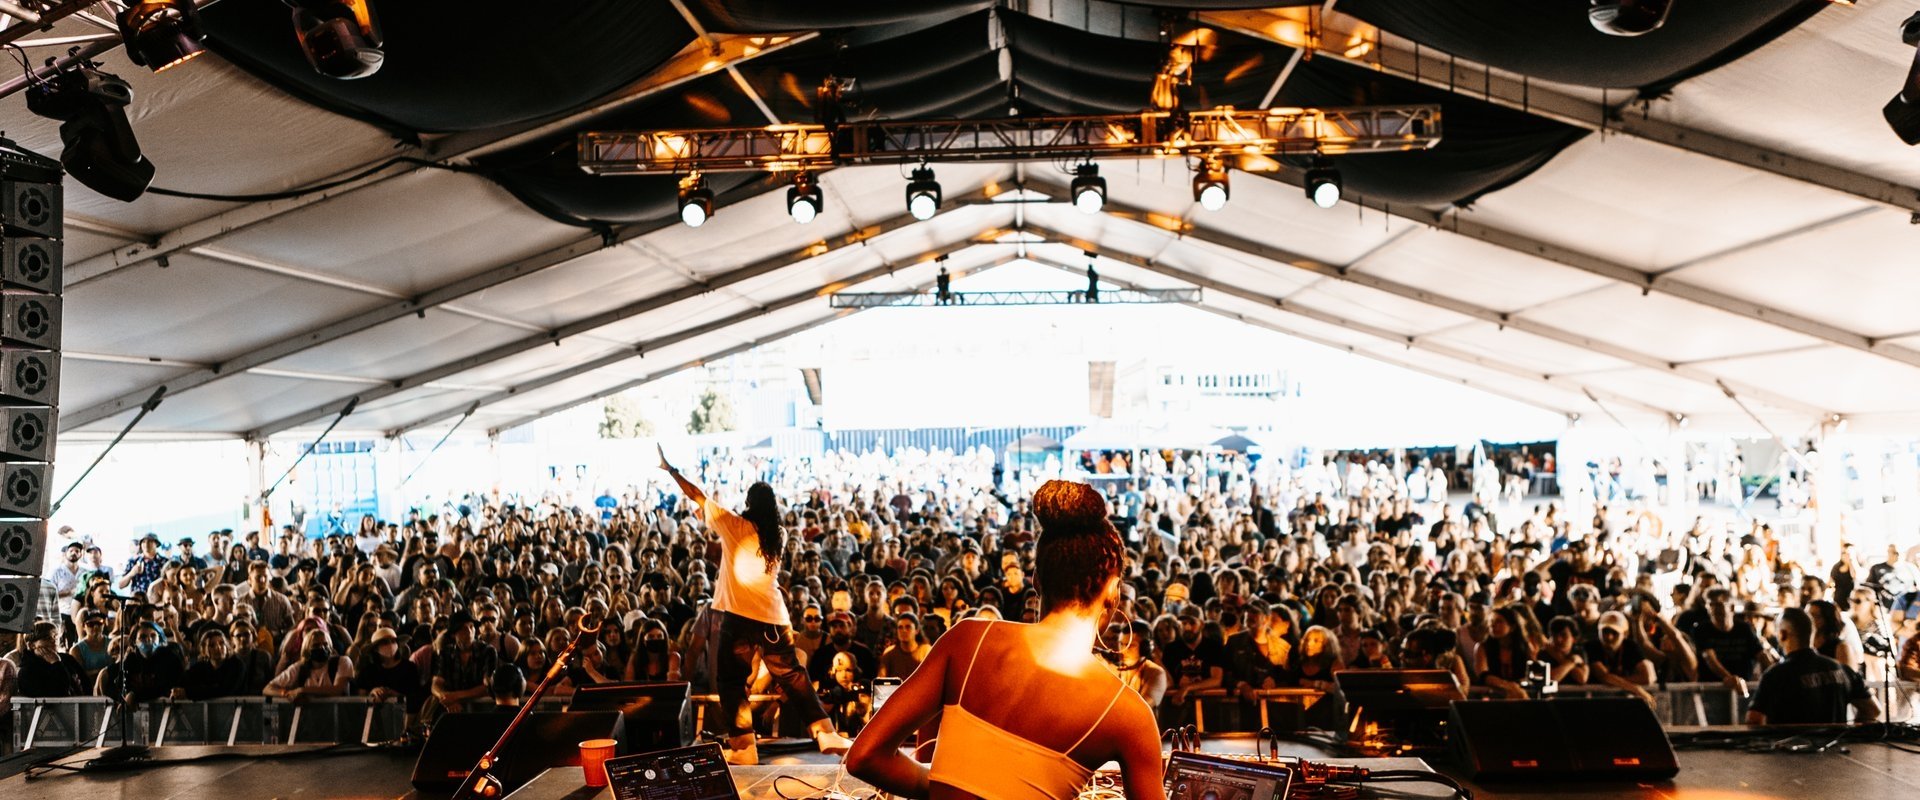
[606,743,738,800]
[1165,752,1295,800]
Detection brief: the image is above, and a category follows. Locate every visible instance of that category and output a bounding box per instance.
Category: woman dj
[660,446,850,764]
[847,480,1164,800]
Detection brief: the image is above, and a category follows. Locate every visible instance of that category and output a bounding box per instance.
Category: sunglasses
[803,615,822,622]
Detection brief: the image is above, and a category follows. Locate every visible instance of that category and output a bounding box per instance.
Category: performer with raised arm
[659,445,851,764]
[846,480,1165,800]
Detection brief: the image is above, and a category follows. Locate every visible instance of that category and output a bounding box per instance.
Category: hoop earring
[1106,606,1135,655]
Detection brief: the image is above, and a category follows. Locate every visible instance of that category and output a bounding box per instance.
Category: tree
[687,386,736,434]
[598,394,654,439]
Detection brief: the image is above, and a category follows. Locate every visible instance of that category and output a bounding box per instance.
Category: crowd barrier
[6,696,407,750]
[11,680,1912,750]
[1175,680,1918,733]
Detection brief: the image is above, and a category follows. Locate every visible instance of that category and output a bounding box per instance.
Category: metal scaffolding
[829,287,1201,308]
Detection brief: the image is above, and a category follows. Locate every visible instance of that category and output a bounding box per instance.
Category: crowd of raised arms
[5,447,1919,739]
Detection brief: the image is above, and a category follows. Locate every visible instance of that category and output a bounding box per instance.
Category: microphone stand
[452,618,603,799]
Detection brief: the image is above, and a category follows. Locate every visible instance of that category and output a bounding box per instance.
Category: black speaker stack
[0,138,62,634]
[1448,697,1679,781]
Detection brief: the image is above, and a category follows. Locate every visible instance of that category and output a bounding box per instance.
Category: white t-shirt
[703,498,790,627]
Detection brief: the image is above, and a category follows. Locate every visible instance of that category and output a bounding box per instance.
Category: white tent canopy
[7,3,1920,448]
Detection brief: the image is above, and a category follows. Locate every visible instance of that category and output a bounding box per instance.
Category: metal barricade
[9,696,406,749]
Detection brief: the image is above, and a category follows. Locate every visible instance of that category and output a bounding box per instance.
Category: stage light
[1588,0,1672,37]
[677,173,713,228]
[25,63,155,202]
[1071,164,1105,214]
[291,0,386,79]
[787,172,823,224]
[1193,157,1229,211]
[116,1,207,73]
[905,166,941,221]
[1304,159,1341,209]
[1884,12,1920,145]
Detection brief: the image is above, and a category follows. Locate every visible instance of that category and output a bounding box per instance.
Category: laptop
[1165,751,1296,800]
[606,743,739,800]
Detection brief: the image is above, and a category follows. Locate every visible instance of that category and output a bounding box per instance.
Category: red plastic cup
[579,739,618,788]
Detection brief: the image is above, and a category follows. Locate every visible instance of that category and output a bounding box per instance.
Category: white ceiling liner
[21,5,1920,445]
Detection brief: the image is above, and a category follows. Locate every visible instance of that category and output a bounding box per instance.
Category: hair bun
[1032,480,1108,531]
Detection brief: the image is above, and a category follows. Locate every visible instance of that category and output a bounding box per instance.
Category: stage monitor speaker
[0,180,59,238]
[410,710,625,793]
[0,349,58,405]
[568,681,692,755]
[1,237,60,294]
[0,407,51,462]
[0,464,47,518]
[1448,698,1677,781]
[0,518,45,575]
[0,574,41,632]
[0,292,57,349]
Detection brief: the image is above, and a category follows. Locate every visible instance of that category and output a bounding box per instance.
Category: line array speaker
[0,138,61,634]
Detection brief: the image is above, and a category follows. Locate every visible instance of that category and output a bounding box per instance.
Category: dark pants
[716,611,830,737]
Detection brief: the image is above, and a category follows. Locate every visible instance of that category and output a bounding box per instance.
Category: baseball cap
[370,627,399,646]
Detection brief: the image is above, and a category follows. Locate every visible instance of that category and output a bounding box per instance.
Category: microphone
[574,613,604,646]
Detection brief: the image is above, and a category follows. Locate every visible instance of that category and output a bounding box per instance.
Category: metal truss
[577,104,1441,175]
[828,287,1199,308]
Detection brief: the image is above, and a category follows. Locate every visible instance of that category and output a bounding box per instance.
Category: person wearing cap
[1689,587,1774,696]
[357,626,423,718]
[173,538,208,571]
[1585,610,1656,704]
[118,534,167,595]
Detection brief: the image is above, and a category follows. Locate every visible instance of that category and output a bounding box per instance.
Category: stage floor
[4,735,1918,800]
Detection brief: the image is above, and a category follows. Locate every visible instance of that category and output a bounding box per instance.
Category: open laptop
[1164,751,1295,800]
[606,743,739,800]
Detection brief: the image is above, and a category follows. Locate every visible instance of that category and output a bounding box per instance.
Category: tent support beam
[1200,9,1920,215]
[244,192,1009,438]
[382,244,1019,437]
[483,264,961,436]
[62,31,815,289]
[1024,215,1809,418]
[1027,246,1668,418]
[1026,255,1579,419]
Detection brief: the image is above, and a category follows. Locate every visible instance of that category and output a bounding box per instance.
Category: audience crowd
[4,447,1917,748]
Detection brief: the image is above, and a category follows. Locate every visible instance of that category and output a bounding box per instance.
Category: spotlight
[905,166,941,221]
[1070,164,1105,214]
[1303,159,1341,209]
[116,1,207,73]
[1192,157,1229,211]
[1588,0,1672,37]
[25,63,155,202]
[291,0,386,79]
[678,172,713,228]
[1884,12,1920,145]
[787,172,823,224]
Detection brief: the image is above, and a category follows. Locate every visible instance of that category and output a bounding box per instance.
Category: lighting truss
[578,104,1441,175]
[829,287,1202,308]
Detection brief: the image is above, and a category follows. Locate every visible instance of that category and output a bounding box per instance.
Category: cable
[145,155,480,202]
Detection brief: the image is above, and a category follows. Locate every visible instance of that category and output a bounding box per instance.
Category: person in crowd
[264,629,354,701]
[1747,607,1879,725]
[625,618,680,682]
[819,651,872,736]
[185,629,256,700]
[1161,608,1226,722]
[1690,587,1773,695]
[879,612,932,678]
[1586,611,1656,704]
[357,627,423,714]
[846,480,1164,800]
[118,534,168,596]
[660,445,850,763]
[1475,606,1534,699]
[1105,619,1168,710]
[67,610,113,686]
[16,631,84,697]
[109,624,187,703]
[487,664,526,710]
[430,613,496,716]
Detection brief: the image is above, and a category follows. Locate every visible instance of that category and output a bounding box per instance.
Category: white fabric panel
[451,245,692,328]
[1572,366,1769,417]
[56,359,188,418]
[1422,323,1630,376]
[1703,346,1920,415]
[1284,279,1479,337]
[259,312,531,380]
[60,228,136,264]
[1348,227,1616,313]
[64,252,384,363]
[1156,238,1321,296]
[1663,207,1920,339]
[305,387,495,435]
[128,373,353,433]
[1200,291,1382,350]
[1343,342,1597,418]
[211,171,584,296]
[1463,135,1870,271]
[1653,2,1920,189]
[1021,203,1189,260]
[1517,283,1819,364]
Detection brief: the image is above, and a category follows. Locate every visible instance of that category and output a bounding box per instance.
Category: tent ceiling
[12,1,1919,441]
